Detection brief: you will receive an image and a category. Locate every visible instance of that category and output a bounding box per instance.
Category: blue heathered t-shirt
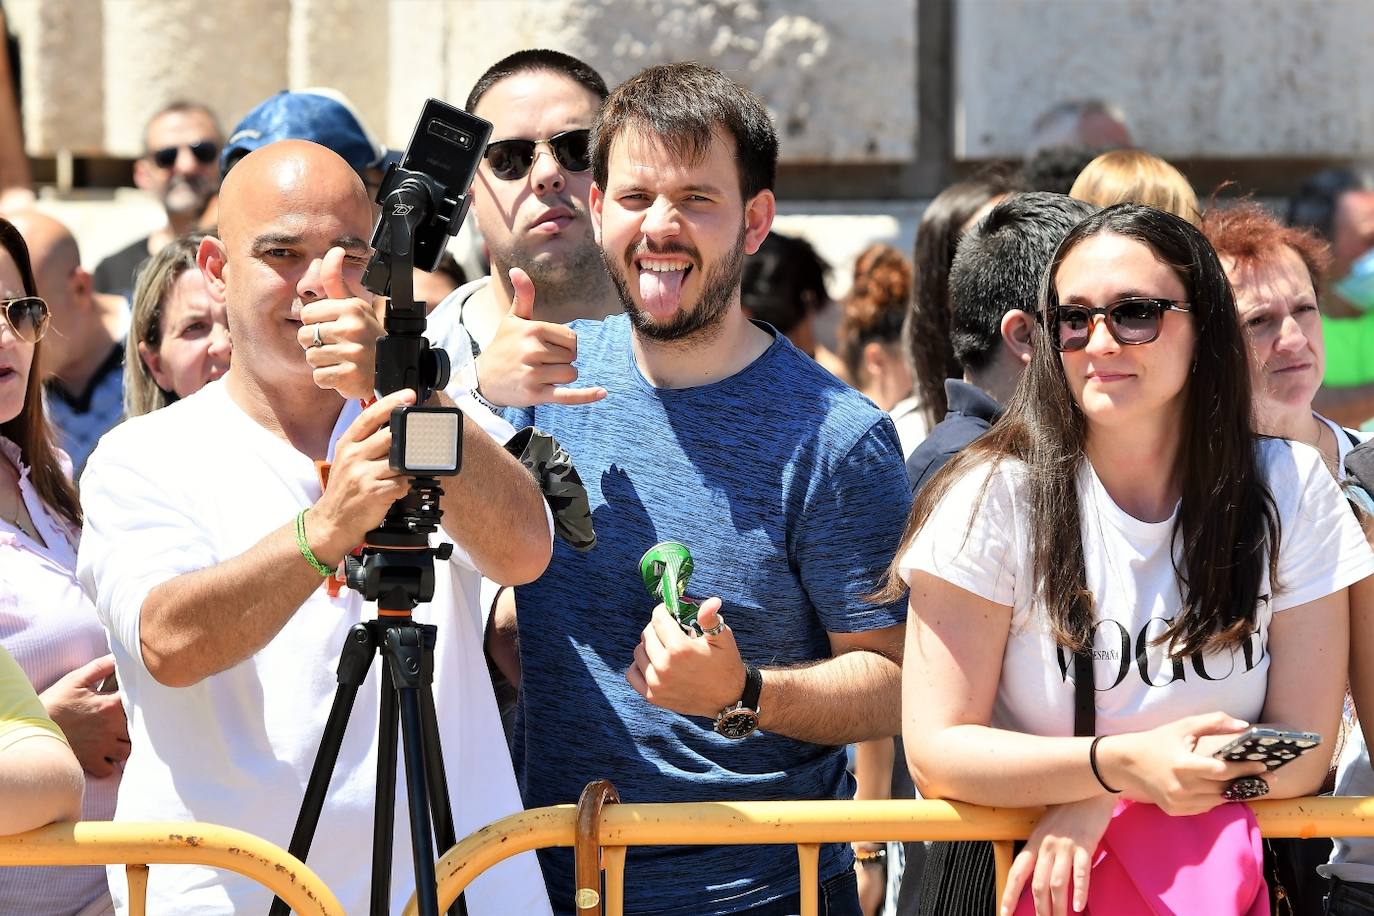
[505,314,913,915]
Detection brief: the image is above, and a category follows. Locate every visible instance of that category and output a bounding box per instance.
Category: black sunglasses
[150,141,219,169]
[1050,297,1192,352]
[483,129,591,181]
[0,296,50,344]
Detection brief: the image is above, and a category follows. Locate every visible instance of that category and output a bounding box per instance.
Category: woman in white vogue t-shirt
[880,204,1374,916]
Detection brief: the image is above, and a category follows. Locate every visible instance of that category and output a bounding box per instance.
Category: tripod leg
[396,667,439,915]
[419,662,467,916]
[371,655,400,916]
[270,623,374,916]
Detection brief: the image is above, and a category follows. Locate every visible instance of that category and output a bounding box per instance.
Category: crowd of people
[3,43,1374,916]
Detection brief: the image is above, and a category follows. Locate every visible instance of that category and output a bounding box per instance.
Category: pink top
[0,436,116,914]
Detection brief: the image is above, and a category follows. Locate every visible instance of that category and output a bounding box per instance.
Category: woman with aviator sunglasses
[0,218,126,915]
[879,204,1373,915]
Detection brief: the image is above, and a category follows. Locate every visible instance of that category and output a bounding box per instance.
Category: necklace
[1308,417,1341,478]
[0,468,39,543]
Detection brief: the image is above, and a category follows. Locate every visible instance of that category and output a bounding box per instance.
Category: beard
[162,174,217,217]
[608,222,746,344]
[485,200,608,301]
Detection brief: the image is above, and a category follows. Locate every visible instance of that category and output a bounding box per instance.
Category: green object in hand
[638,541,702,634]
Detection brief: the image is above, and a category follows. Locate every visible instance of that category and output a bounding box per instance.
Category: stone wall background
[6,0,1372,288]
[955,0,1374,160]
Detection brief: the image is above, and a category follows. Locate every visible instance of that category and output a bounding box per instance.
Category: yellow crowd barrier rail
[0,821,344,916]
[409,794,1374,916]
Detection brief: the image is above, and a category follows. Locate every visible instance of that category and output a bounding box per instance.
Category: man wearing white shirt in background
[77,140,554,915]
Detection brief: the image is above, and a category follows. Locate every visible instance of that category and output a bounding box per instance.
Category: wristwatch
[713,664,762,739]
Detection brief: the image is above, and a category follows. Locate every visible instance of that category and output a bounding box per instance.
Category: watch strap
[739,664,762,712]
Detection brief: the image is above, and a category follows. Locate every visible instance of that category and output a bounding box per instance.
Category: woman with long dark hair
[0,217,125,915]
[885,204,1373,915]
[905,172,1020,429]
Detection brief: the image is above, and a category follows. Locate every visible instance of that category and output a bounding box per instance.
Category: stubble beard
[486,217,612,319]
[609,223,747,345]
[163,175,216,217]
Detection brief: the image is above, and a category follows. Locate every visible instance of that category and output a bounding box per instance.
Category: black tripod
[270,137,482,916]
[269,606,464,916]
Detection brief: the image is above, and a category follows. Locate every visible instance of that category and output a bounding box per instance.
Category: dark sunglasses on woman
[0,296,50,344]
[1050,297,1192,352]
[150,141,220,169]
[483,128,592,181]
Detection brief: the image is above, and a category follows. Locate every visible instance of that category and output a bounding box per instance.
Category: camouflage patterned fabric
[504,426,596,551]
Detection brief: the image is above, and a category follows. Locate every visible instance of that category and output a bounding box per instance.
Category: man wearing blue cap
[220,89,394,208]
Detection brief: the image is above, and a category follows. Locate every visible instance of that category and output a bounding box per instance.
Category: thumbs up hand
[471,268,609,409]
[298,246,383,400]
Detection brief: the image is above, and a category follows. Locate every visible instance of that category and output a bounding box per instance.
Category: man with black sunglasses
[94,100,222,302]
[426,50,620,411]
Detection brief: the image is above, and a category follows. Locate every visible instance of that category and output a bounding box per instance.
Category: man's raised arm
[88,390,417,689]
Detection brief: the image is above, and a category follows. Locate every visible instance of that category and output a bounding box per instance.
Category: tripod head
[345,100,493,612]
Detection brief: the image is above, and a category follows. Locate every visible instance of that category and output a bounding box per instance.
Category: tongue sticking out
[639,268,687,318]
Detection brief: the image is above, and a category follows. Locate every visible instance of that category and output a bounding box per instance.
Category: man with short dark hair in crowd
[1290,167,1374,425]
[499,62,911,915]
[11,210,128,469]
[94,101,222,301]
[78,140,553,915]
[428,49,620,410]
[906,191,1097,493]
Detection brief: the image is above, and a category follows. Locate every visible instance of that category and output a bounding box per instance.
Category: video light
[389,406,463,476]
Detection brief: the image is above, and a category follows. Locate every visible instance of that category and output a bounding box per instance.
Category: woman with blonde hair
[124,231,230,417]
[1070,149,1201,226]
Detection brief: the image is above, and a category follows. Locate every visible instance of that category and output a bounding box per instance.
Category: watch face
[715,709,759,740]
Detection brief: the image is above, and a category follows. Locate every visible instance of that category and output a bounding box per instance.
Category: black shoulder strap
[1073,648,1095,737]
[1344,426,1361,448]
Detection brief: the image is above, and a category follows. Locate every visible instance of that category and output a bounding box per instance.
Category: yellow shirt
[0,644,67,753]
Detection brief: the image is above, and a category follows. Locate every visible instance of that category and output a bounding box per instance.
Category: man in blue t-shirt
[499,62,912,916]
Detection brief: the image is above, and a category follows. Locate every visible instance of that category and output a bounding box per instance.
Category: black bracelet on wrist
[1090,735,1121,793]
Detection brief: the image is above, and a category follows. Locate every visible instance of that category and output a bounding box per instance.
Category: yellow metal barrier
[410,796,1374,916]
[0,821,344,916]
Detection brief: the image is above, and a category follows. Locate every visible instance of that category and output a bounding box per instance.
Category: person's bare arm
[429,390,551,586]
[485,587,521,688]
[139,390,417,688]
[1313,382,1374,428]
[0,736,84,835]
[903,572,1264,810]
[1348,577,1374,768]
[627,600,904,745]
[754,625,904,744]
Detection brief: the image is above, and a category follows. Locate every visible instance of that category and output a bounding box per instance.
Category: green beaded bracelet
[294,509,336,578]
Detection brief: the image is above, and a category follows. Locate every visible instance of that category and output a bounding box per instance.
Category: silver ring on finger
[310,323,325,348]
[701,614,726,637]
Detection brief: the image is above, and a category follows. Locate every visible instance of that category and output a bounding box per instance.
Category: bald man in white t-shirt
[77,140,554,915]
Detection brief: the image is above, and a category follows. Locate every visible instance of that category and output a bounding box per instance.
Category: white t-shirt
[888,395,928,460]
[427,277,494,377]
[77,379,552,916]
[898,438,1374,736]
